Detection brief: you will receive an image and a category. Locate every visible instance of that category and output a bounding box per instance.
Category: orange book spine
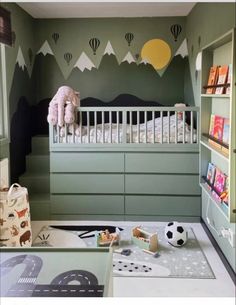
[206,66,219,94]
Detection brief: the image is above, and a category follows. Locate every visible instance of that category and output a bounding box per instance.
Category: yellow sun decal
[141,39,171,70]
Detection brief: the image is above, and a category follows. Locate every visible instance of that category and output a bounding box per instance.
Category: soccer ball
[164,221,188,247]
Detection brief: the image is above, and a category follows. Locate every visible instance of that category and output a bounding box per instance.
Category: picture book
[215,65,229,94]
[226,64,232,95]
[220,176,229,205]
[206,162,216,186]
[212,115,224,141]
[208,114,215,137]
[222,118,230,145]
[206,66,219,94]
[213,168,226,198]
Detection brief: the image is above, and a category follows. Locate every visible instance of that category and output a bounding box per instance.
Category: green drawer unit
[50,152,124,173]
[51,174,124,194]
[50,214,125,221]
[125,152,199,174]
[125,195,201,216]
[51,195,124,215]
[125,174,200,195]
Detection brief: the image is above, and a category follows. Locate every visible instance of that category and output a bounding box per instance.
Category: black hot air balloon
[11,31,16,47]
[125,33,134,46]
[52,32,59,44]
[64,52,72,65]
[170,24,182,42]
[89,38,100,55]
[28,48,33,66]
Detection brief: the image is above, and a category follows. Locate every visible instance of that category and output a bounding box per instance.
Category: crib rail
[50,106,199,148]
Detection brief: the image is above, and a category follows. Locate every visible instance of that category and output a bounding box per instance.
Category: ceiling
[17,2,196,18]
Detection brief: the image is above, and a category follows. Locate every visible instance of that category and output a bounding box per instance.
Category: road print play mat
[33,225,215,279]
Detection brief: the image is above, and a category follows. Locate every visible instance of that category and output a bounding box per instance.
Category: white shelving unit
[200,29,236,223]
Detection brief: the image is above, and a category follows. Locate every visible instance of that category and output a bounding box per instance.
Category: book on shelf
[212,168,226,200]
[215,65,229,94]
[222,118,230,145]
[206,65,219,94]
[208,114,224,146]
[226,64,232,95]
[206,162,216,186]
[220,176,229,205]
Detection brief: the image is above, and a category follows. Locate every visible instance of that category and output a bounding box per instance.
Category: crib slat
[130,111,133,143]
[94,111,97,143]
[102,111,105,143]
[191,111,193,144]
[152,111,155,144]
[72,123,75,143]
[80,111,82,144]
[197,111,199,144]
[109,111,112,143]
[57,125,60,143]
[137,111,140,143]
[175,111,178,144]
[87,111,90,143]
[116,111,119,143]
[167,111,170,144]
[145,111,147,143]
[160,111,163,144]
[122,110,127,143]
[65,124,68,143]
[183,111,185,144]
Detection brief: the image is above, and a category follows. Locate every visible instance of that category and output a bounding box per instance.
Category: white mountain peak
[74,52,95,72]
[139,58,150,65]
[175,39,188,58]
[122,51,136,64]
[104,41,115,56]
[37,40,54,56]
[16,46,26,70]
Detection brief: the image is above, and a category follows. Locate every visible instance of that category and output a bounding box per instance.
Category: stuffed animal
[47,86,80,127]
[60,123,82,137]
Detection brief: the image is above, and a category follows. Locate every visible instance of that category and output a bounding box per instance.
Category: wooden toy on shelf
[131,226,158,252]
[96,228,120,247]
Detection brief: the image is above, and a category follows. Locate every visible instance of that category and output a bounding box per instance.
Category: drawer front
[125,153,199,174]
[50,214,125,221]
[51,174,124,194]
[51,152,124,173]
[51,195,124,214]
[125,174,200,195]
[125,195,200,216]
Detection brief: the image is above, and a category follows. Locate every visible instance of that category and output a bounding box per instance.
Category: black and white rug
[33,225,215,279]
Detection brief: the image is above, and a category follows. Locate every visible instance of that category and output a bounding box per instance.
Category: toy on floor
[96,228,120,247]
[164,221,188,247]
[114,248,132,256]
[132,226,158,252]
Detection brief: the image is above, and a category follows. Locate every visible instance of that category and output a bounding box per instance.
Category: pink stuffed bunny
[47,86,80,127]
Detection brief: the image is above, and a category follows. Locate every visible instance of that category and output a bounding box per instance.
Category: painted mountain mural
[32,50,194,106]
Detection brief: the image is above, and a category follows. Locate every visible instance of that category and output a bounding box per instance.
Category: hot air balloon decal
[89,38,100,55]
[125,33,134,46]
[135,53,139,60]
[28,48,33,66]
[52,32,59,44]
[64,52,72,65]
[170,24,182,42]
[11,31,16,47]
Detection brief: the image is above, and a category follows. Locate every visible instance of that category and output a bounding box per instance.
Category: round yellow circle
[141,39,171,70]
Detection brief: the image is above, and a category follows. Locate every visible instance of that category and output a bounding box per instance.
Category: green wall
[186,2,236,106]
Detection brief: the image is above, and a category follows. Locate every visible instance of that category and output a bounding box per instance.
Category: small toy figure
[96,228,120,247]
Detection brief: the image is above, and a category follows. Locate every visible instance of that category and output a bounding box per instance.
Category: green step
[19,173,50,194]
[26,154,49,173]
[29,193,50,220]
[31,135,49,154]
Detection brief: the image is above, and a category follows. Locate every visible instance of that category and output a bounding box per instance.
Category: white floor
[31,220,236,298]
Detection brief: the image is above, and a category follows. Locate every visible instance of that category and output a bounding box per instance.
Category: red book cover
[206,66,219,94]
[213,168,226,196]
[212,115,224,141]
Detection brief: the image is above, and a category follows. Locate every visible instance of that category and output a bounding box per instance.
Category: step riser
[19,176,50,194]
[26,156,49,173]
[32,137,49,154]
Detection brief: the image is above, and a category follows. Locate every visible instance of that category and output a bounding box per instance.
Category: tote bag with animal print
[0,183,32,247]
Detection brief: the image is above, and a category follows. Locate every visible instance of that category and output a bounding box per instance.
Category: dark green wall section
[186,2,235,106]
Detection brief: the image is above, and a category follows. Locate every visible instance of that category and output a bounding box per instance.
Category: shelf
[200,182,228,220]
[200,136,229,161]
[201,94,230,98]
